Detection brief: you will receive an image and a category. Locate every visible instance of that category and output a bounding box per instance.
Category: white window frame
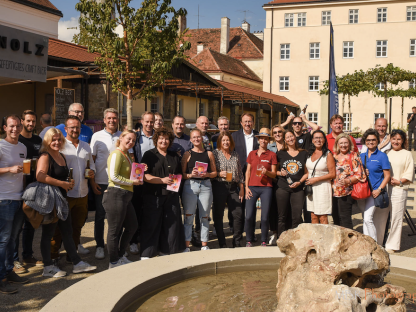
[376,82,385,91]
[297,12,306,27]
[285,13,294,27]
[343,41,354,58]
[279,76,290,92]
[410,80,416,89]
[377,8,387,23]
[280,44,290,60]
[349,9,359,24]
[374,113,385,124]
[407,6,416,21]
[376,40,388,57]
[309,42,320,59]
[343,113,353,131]
[308,76,319,91]
[322,11,331,25]
[150,97,159,113]
[411,39,416,57]
[308,113,318,124]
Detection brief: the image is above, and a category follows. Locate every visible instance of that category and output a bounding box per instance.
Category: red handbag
[348,153,371,200]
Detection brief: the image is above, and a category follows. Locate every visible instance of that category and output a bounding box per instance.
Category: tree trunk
[384,84,388,121]
[401,97,404,129]
[348,94,351,131]
[127,90,133,130]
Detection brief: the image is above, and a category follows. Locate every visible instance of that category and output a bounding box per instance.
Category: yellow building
[263,0,416,132]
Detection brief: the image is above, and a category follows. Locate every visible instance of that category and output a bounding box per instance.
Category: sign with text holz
[54,88,75,125]
[0,24,48,82]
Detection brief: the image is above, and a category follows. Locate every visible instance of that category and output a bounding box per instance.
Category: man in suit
[407,106,416,151]
[231,113,259,239]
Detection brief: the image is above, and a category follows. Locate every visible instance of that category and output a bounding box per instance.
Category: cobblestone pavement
[2,208,416,312]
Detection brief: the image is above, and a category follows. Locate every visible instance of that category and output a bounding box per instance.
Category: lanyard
[117,148,132,165]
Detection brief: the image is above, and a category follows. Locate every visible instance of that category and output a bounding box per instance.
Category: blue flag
[328,22,339,131]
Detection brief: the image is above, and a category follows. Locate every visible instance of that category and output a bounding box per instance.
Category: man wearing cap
[407,106,416,151]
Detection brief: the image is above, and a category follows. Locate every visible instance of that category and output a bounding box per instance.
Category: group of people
[0,103,413,294]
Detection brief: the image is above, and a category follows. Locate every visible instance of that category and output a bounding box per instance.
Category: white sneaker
[95,247,105,259]
[73,261,97,274]
[268,234,277,246]
[212,228,217,236]
[108,259,126,269]
[183,247,190,253]
[121,256,132,264]
[201,246,210,251]
[43,265,66,278]
[129,243,139,255]
[78,244,90,255]
[140,257,150,260]
[123,251,129,257]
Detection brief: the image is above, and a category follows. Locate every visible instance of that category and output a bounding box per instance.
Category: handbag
[364,156,389,209]
[349,153,371,200]
[304,154,324,197]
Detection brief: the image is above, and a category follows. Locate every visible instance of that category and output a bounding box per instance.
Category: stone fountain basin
[40,248,416,312]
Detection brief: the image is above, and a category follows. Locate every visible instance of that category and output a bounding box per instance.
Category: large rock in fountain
[276,224,406,312]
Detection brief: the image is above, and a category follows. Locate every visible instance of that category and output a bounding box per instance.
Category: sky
[55,0,268,42]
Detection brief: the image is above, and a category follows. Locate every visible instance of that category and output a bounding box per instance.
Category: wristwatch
[399,181,403,187]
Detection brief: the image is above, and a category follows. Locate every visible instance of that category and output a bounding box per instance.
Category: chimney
[220,17,230,55]
[242,21,250,33]
[254,31,264,41]
[178,15,187,35]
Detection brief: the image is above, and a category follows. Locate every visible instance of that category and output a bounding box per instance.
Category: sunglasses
[293,122,303,126]
[273,131,283,134]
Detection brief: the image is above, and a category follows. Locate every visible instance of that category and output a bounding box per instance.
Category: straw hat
[255,128,273,138]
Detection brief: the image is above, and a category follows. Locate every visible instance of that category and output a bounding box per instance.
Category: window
[177,99,183,116]
[197,44,204,54]
[376,40,387,57]
[349,9,359,24]
[309,43,320,59]
[343,113,353,131]
[280,44,290,60]
[198,101,205,116]
[285,13,294,27]
[298,13,306,26]
[410,80,416,89]
[343,41,354,58]
[279,77,290,91]
[150,97,159,113]
[377,8,387,22]
[407,6,416,21]
[376,82,385,90]
[411,39,416,56]
[374,113,385,124]
[322,11,331,25]
[309,76,319,91]
[308,113,318,124]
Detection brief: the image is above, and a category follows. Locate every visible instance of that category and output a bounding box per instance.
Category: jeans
[212,181,243,247]
[94,184,108,248]
[358,197,389,245]
[0,200,24,279]
[14,218,35,262]
[245,186,273,243]
[102,187,138,263]
[130,185,143,244]
[276,188,304,237]
[334,195,355,229]
[182,179,213,243]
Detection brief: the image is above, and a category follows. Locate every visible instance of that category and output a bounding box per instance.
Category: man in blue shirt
[169,116,192,157]
[55,103,93,143]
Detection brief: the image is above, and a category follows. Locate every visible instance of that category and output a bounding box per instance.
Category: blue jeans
[94,184,108,248]
[0,200,24,279]
[245,186,273,243]
[14,218,35,262]
[182,179,213,243]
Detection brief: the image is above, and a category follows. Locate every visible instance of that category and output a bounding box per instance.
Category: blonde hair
[40,128,66,153]
[271,124,284,143]
[333,133,354,154]
[116,130,136,147]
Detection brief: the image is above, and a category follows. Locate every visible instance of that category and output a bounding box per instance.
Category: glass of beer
[256,164,263,177]
[23,159,31,175]
[226,167,233,182]
[31,157,38,172]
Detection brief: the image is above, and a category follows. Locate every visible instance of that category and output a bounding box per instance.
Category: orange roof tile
[10,0,62,16]
[49,38,100,64]
[219,80,298,107]
[191,48,262,83]
[184,27,263,60]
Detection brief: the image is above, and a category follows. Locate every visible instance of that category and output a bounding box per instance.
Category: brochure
[195,161,208,177]
[130,163,145,182]
[167,174,182,192]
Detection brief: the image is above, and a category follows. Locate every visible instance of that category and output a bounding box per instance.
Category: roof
[9,0,63,17]
[48,38,100,65]
[191,48,262,83]
[219,80,298,107]
[265,0,362,6]
[184,27,263,60]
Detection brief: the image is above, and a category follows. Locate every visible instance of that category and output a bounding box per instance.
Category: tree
[75,0,190,130]
[390,86,416,128]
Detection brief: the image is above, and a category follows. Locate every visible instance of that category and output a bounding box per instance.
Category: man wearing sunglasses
[55,103,93,144]
[280,114,319,151]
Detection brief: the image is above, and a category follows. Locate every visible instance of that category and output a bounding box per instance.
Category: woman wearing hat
[245,128,277,247]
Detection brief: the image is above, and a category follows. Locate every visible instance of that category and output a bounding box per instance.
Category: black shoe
[232,241,242,248]
[65,256,72,264]
[0,279,18,294]
[191,231,202,247]
[6,271,28,284]
[219,244,227,248]
[52,258,60,267]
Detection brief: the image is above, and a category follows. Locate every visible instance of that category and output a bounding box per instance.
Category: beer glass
[256,164,263,177]
[31,157,38,172]
[23,159,31,175]
[226,166,232,182]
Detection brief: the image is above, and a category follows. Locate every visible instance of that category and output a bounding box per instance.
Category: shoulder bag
[349,153,371,200]
[364,156,389,208]
[304,154,323,197]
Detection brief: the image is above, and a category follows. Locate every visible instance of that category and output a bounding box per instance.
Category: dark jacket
[132,130,154,163]
[231,129,259,173]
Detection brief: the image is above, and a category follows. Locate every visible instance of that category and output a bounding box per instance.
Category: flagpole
[328,22,332,132]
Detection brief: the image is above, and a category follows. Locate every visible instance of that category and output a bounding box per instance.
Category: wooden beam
[47,75,85,81]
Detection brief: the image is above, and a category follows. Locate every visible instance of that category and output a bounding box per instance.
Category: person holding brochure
[182,129,217,251]
[140,127,185,259]
[103,130,142,269]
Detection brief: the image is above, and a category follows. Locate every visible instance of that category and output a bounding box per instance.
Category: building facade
[263,0,416,132]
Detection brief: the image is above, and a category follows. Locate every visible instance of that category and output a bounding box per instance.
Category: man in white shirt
[90,108,121,260]
[0,115,28,294]
[361,118,391,153]
[39,114,54,139]
[52,116,95,260]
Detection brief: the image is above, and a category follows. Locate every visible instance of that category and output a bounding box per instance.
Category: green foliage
[75,0,190,129]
